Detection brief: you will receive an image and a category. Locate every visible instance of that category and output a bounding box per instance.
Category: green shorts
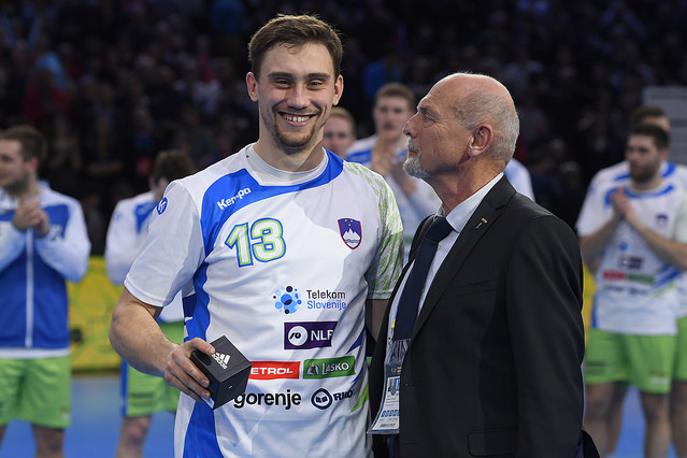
[122,321,184,417]
[585,328,675,394]
[674,316,687,381]
[0,356,71,428]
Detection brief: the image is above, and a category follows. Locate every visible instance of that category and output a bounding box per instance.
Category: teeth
[283,114,310,123]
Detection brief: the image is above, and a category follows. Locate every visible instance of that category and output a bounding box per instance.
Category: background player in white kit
[579,124,687,458]
[577,106,687,458]
[109,14,403,457]
[105,150,195,458]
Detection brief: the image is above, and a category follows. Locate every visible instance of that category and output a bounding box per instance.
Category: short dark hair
[248,14,343,78]
[630,106,666,127]
[152,150,195,183]
[630,123,670,150]
[0,125,47,165]
[375,82,415,111]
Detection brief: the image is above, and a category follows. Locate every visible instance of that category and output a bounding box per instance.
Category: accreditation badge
[368,338,408,434]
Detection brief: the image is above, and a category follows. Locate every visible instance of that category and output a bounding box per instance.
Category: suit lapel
[412,177,516,339]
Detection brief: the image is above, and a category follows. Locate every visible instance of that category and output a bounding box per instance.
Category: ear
[332,74,344,106]
[246,72,259,102]
[467,124,494,158]
[27,157,40,174]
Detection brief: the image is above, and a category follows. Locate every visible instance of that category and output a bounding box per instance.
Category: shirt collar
[445,173,503,234]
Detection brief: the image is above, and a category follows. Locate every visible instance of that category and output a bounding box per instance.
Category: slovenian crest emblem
[338,218,362,249]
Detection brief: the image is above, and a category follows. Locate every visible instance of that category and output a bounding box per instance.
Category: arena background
[1,0,687,456]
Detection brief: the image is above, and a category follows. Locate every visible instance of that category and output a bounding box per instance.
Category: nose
[287,84,308,110]
[402,113,417,137]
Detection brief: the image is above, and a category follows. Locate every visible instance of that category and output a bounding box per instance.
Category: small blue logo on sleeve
[157,197,168,215]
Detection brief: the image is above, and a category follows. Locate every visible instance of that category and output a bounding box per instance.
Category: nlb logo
[311,388,354,410]
[304,356,355,379]
[284,321,337,350]
[216,188,252,210]
[233,389,301,410]
[250,361,300,380]
[212,352,231,370]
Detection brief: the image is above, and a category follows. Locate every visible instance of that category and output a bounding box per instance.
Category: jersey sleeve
[34,199,91,282]
[576,173,613,237]
[104,200,139,285]
[124,181,205,307]
[505,160,535,201]
[0,220,26,272]
[366,177,404,300]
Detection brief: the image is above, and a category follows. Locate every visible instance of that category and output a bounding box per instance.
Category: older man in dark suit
[369,73,596,457]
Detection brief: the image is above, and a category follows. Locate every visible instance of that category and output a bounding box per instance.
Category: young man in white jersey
[109,14,403,458]
[578,106,687,458]
[0,126,90,457]
[580,124,687,457]
[323,107,356,159]
[106,150,195,458]
[347,82,440,258]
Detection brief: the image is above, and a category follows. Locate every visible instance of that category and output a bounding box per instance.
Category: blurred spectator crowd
[1,0,686,253]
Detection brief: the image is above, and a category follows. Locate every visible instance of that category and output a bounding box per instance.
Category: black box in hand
[190,335,252,410]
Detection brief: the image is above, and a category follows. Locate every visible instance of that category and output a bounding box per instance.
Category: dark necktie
[393,216,454,341]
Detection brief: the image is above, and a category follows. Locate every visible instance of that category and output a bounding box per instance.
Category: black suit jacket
[370,177,586,457]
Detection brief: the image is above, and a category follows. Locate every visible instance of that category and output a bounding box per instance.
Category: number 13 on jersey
[225,218,286,267]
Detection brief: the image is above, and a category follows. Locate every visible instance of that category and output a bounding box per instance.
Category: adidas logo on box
[212,352,231,369]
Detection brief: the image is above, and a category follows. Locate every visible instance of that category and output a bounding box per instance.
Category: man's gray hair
[454,77,520,162]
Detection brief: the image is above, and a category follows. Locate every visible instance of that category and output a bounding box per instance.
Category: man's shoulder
[41,185,81,209]
[346,136,375,164]
[173,152,246,199]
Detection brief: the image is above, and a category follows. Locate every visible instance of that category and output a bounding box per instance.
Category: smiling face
[246,42,343,157]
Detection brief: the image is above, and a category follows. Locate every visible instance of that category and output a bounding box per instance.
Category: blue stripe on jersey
[613,162,677,182]
[183,402,222,458]
[604,184,675,206]
[0,211,13,221]
[347,328,364,353]
[347,148,372,165]
[591,296,599,329]
[121,361,128,416]
[654,265,682,290]
[134,201,156,234]
[199,151,344,257]
[185,264,210,341]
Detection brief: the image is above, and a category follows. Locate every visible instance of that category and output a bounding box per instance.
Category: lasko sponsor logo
[306,289,347,312]
[284,321,337,350]
[304,356,355,379]
[217,187,252,210]
[311,388,353,410]
[250,362,300,380]
[212,352,231,370]
[233,390,301,410]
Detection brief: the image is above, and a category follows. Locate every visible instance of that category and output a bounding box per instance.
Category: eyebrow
[267,72,332,81]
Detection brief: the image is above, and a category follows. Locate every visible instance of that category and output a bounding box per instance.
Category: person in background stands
[323,106,356,159]
[0,125,90,458]
[105,150,195,458]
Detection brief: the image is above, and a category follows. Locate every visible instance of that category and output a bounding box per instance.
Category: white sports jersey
[125,145,403,457]
[347,136,441,259]
[578,160,687,316]
[504,159,535,201]
[578,182,687,335]
[105,191,184,322]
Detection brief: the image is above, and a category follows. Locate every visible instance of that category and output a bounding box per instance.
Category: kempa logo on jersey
[212,352,231,369]
[305,289,348,312]
[250,361,300,380]
[216,187,252,210]
[284,321,337,350]
[304,356,355,379]
[311,388,354,410]
[232,389,301,410]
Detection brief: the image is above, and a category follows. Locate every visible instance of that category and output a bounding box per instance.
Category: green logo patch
[303,356,355,379]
